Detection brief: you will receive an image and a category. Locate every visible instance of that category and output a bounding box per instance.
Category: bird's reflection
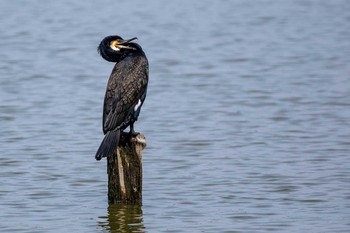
[98,204,145,233]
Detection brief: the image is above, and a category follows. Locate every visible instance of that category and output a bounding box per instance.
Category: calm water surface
[1,0,349,232]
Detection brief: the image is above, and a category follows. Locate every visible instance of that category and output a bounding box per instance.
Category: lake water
[0,0,349,232]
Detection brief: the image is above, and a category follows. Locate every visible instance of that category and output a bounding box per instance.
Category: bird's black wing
[102,55,148,134]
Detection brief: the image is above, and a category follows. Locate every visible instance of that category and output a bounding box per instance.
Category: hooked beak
[120,37,138,44]
[118,37,138,50]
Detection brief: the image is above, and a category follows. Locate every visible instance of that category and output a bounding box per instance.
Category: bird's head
[98,35,140,62]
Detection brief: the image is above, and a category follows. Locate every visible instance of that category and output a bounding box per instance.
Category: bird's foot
[128,123,139,137]
[129,129,140,137]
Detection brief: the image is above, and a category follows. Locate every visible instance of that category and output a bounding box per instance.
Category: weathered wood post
[107,133,146,204]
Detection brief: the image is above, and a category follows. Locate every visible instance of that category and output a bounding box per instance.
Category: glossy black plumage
[95,35,149,160]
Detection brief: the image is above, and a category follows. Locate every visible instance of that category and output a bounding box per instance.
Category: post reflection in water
[98,204,145,233]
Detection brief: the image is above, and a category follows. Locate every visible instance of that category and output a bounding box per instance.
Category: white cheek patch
[134,99,142,111]
[110,44,120,51]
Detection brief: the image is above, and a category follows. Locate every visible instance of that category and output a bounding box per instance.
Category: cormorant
[95,35,149,161]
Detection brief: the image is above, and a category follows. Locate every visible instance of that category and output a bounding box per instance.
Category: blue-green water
[1,0,349,232]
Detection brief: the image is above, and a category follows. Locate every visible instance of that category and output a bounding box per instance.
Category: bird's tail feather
[95,130,120,160]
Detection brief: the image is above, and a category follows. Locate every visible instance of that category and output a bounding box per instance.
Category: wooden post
[107,133,146,204]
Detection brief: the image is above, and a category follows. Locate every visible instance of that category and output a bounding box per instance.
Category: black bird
[95,35,149,161]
